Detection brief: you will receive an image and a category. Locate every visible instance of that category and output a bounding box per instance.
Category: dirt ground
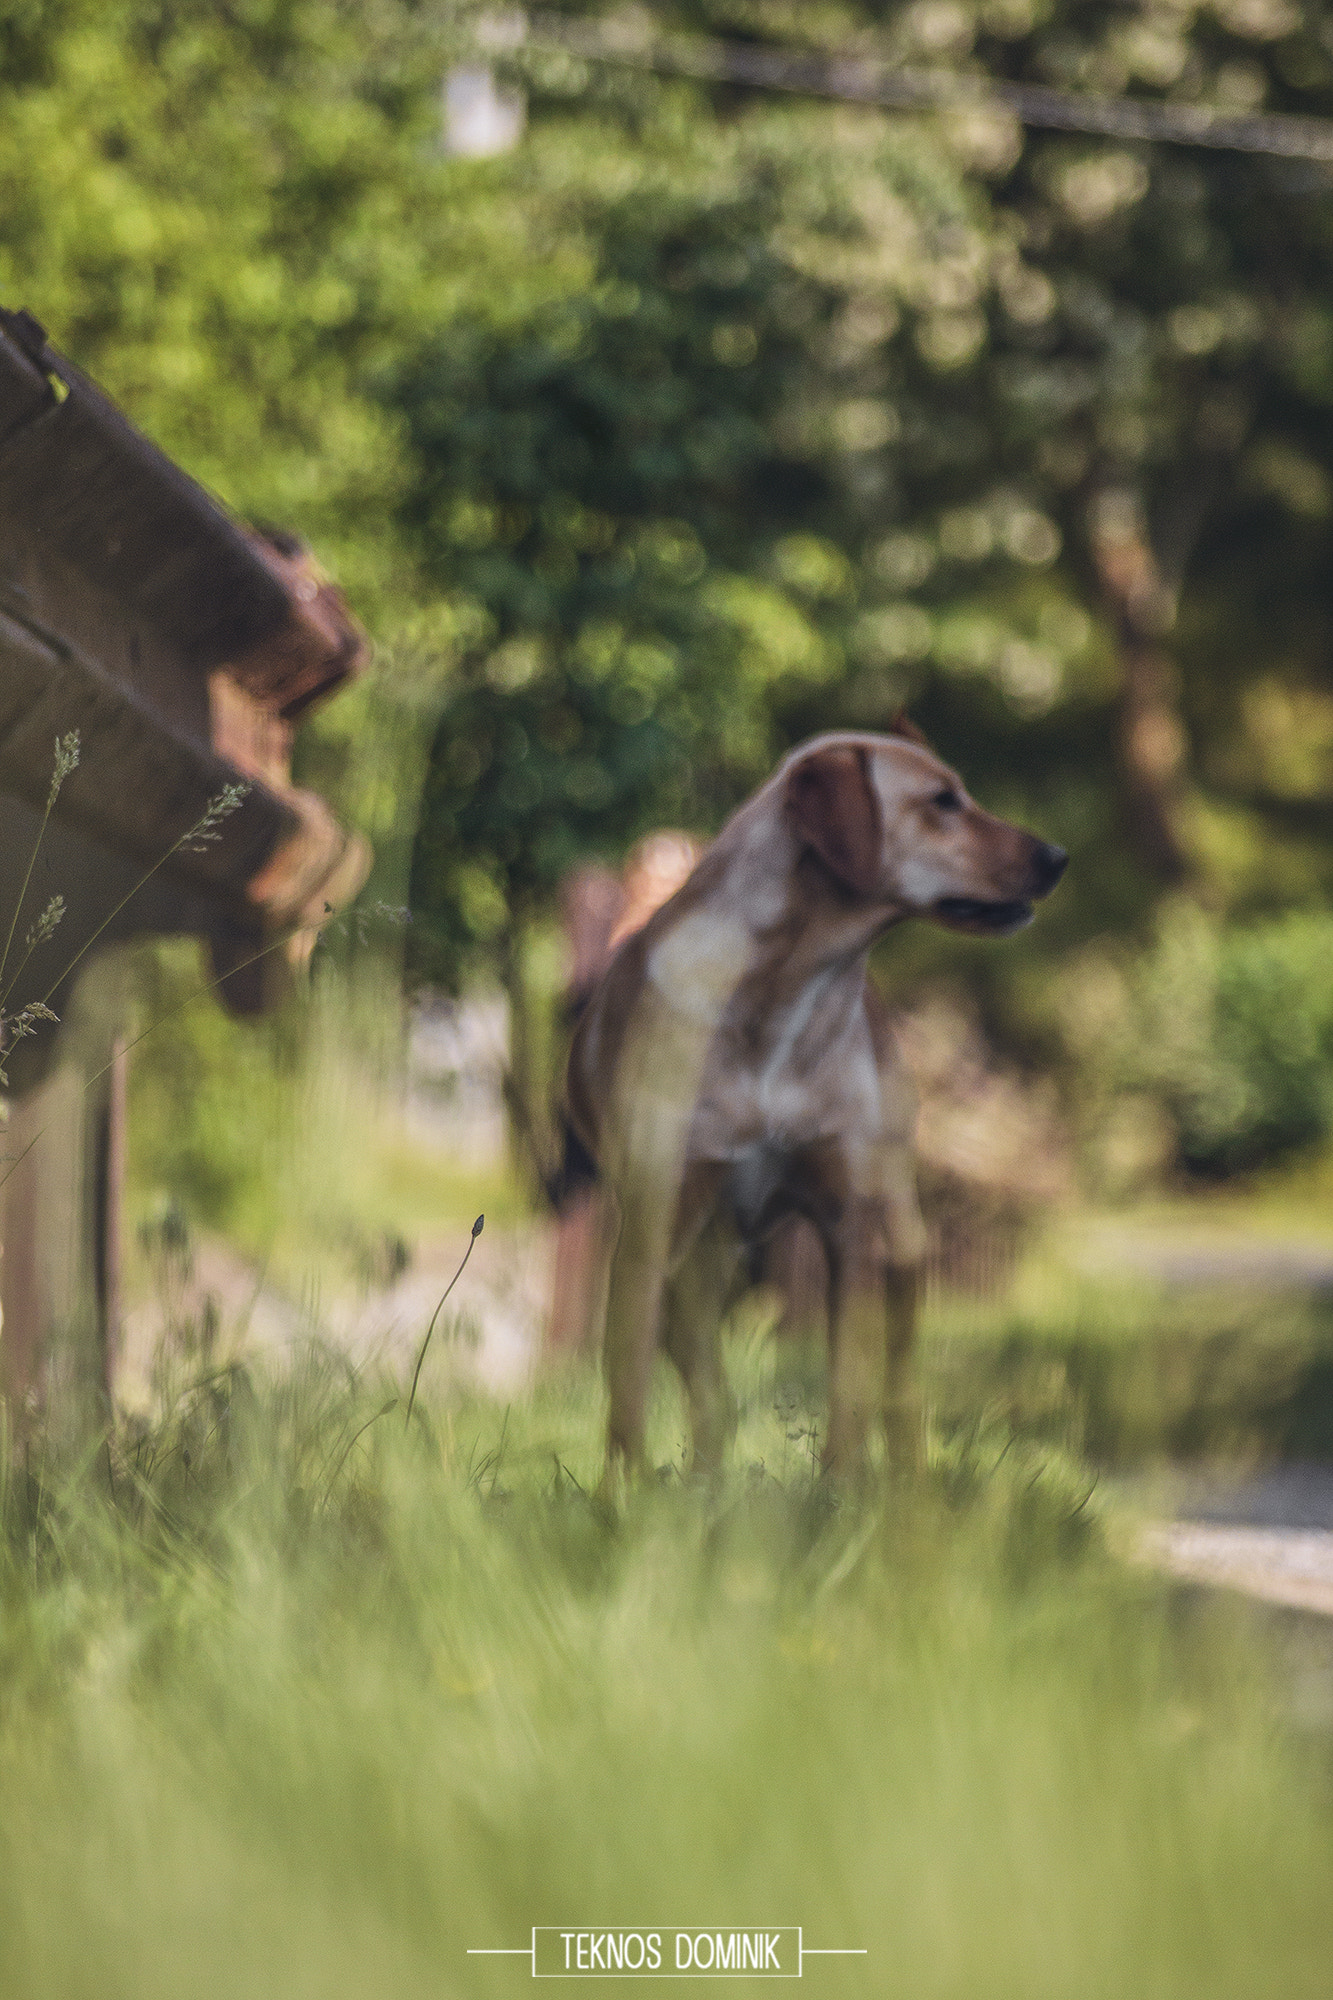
[117,1217,555,1411]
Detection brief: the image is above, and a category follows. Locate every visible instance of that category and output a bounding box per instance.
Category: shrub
[1123,904,1333,1176]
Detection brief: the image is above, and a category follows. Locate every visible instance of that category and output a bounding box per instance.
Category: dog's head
[783,723,1066,934]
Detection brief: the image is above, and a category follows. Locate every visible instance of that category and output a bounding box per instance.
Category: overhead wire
[511,13,1333,164]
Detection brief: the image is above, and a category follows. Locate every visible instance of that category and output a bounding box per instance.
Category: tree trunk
[1088,486,1192,886]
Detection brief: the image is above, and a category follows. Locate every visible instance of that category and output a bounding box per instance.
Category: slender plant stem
[0,1125,45,1197]
[0,763,69,996]
[0,829,50,997]
[322,1398,398,1500]
[81,927,306,1094]
[405,1216,485,1430]
[1,928,50,1013]
[40,792,248,1008]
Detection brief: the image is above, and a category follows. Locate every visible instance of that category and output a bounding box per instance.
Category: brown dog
[566,724,1066,1480]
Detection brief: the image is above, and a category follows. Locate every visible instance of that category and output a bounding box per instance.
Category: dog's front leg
[602,1183,672,1480]
[603,1159,733,1479]
[822,1204,885,1480]
[601,1019,720,1485]
[661,1170,741,1475]
[598,923,748,1487]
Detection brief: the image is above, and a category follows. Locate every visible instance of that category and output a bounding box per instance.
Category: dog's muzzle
[933,841,1067,936]
[933,896,1036,935]
[1030,841,1068,894]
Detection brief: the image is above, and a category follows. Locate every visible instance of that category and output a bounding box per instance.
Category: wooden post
[97,1034,128,1405]
[0,951,129,1447]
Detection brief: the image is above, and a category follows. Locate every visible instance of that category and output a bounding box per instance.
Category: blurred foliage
[123,937,505,1287]
[929,1265,1333,1463]
[0,0,478,615]
[1075,904,1333,1176]
[400,67,1105,984]
[403,0,1333,994]
[7,1,1333,1183]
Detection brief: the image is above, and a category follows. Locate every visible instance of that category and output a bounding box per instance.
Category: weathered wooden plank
[0,606,302,904]
[0,316,290,673]
[0,308,369,1446]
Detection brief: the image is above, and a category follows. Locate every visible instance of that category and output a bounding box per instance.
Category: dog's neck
[712,799,907,967]
[634,798,903,1061]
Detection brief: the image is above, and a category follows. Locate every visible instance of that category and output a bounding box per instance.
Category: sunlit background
[3,5,1333,1995]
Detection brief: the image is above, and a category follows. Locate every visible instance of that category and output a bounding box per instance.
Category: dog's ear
[785,744,883,897]
[887,708,931,748]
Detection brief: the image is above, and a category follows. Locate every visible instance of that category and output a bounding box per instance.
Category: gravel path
[1077,1221,1333,1292]
[1139,1522,1333,1617]
[1138,1465,1333,1618]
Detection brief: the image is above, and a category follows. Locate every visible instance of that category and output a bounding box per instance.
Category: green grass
[1,1337,1330,2000]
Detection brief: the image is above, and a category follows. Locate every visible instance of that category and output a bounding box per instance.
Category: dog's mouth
[932,896,1034,936]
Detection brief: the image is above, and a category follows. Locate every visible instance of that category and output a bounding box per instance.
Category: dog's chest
[689,979,880,1158]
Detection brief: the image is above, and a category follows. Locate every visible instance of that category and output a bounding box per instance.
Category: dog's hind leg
[820,1207,883,1479]
[881,1262,923,1475]
[781,1145,880,1479]
[880,1162,927,1475]
[819,1173,926,1480]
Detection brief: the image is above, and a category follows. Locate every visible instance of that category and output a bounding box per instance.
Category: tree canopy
[401,2,1333,996]
[8,0,1333,1173]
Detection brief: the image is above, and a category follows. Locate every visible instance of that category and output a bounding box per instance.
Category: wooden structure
[0,306,369,1438]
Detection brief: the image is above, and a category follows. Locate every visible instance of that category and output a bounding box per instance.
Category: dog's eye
[931,788,962,811]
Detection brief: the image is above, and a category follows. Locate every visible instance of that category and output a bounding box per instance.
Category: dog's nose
[1033,841,1068,892]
